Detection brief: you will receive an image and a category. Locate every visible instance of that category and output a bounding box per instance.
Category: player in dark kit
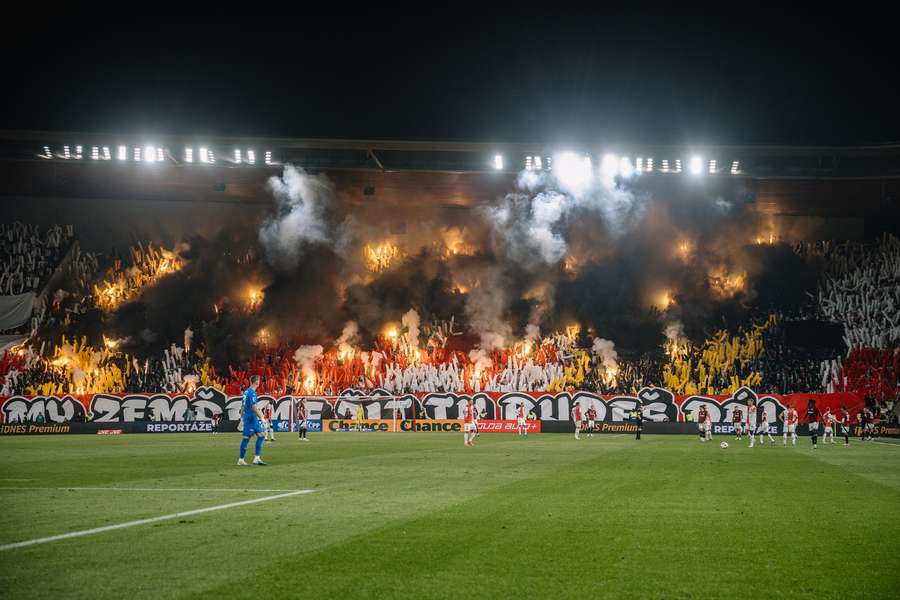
[296,398,309,441]
[698,406,709,442]
[806,399,821,450]
[838,405,851,446]
[732,408,743,440]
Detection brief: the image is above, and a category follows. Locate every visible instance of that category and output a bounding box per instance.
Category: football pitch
[1,432,899,599]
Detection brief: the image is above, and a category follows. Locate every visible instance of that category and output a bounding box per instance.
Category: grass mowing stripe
[0,489,315,552]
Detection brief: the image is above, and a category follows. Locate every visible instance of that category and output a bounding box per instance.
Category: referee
[629,404,644,440]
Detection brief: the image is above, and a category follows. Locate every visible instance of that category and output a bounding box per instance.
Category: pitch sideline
[0,489,315,552]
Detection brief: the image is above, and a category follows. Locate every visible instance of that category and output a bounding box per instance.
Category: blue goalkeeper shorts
[242,420,264,437]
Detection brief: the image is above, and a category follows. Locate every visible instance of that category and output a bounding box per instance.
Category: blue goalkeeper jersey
[242,388,260,425]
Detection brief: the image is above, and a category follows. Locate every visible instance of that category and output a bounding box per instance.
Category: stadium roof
[1,130,899,179]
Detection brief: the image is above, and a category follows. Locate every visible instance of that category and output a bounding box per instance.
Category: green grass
[1,432,899,599]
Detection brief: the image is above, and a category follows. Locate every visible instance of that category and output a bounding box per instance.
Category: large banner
[0,291,34,330]
[0,387,865,430]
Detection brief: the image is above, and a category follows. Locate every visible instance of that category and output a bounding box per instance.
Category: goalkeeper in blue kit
[238,375,268,466]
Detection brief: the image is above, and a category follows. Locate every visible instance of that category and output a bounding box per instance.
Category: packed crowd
[0,222,74,295]
[1,227,899,406]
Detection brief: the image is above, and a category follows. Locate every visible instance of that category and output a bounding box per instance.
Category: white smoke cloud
[591,337,619,371]
[525,323,541,341]
[260,165,333,269]
[464,267,512,350]
[293,344,324,378]
[401,309,420,352]
[336,321,359,355]
[183,327,193,354]
[664,320,686,345]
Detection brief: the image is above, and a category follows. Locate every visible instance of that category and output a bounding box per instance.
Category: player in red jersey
[571,402,583,440]
[586,407,597,438]
[780,407,799,446]
[697,406,711,442]
[822,408,836,444]
[263,401,276,442]
[732,408,744,440]
[516,403,528,436]
[463,398,476,447]
[806,399,821,449]
[837,406,851,446]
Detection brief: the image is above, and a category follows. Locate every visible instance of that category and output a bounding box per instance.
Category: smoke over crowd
[75,156,821,376]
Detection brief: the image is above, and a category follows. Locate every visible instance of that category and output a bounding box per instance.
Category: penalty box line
[0,489,315,552]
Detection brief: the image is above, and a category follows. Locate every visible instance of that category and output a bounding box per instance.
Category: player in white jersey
[754,410,776,445]
[746,401,758,446]
[516,404,528,436]
[571,403,583,440]
[822,408,836,444]
[780,407,798,446]
[463,399,476,447]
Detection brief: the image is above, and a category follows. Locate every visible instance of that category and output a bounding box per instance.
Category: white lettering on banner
[149,396,187,421]
[422,394,455,419]
[0,386,859,426]
[575,393,607,421]
[2,396,85,424]
[680,398,723,423]
[499,393,536,419]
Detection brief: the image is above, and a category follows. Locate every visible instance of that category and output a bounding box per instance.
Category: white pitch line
[0,489,314,552]
[0,487,304,492]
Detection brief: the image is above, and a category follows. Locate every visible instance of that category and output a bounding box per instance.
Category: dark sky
[4,8,898,145]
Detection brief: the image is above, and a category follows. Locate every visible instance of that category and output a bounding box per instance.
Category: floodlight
[689,156,703,175]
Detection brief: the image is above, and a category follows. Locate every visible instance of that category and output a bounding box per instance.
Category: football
[720,441,729,449]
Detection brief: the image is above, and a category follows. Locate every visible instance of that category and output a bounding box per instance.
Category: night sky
[4,8,898,145]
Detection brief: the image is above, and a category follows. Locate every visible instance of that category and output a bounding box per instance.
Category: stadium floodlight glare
[620,156,634,178]
[493,154,503,170]
[234,148,242,164]
[708,159,717,174]
[554,152,593,192]
[118,146,127,161]
[91,146,99,160]
[264,150,273,165]
[689,156,703,175]
[534,156,543,170]
[134,147,142,162]
[199,147,209,163]
[143,145,155,163]
[157,147,164,162]
[63,145,71,159]
[731,160,740,174]
[42,145,52,159]
[247,150,256,165]
[185,147,193,163]
[74,145,83,159]
[674,159,682,173]
[636,157,644,173]
[660,159,669,173]
[600,153,619,179]
[102,146,111,160]
[646,157,654,173]
[525,156,533,171]
[208,150,216,164]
